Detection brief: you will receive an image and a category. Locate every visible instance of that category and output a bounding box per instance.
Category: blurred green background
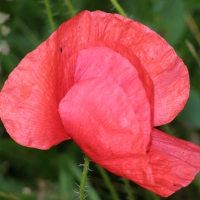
[0,0,200,199]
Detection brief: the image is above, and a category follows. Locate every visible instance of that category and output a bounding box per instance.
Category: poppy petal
[0,36,71,149]
[74,46,153,149]
[55,10,189,125]
[146,128,200,197]
[59,77,154,185]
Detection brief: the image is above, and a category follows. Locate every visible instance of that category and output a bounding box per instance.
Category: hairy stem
[79,155,90,200]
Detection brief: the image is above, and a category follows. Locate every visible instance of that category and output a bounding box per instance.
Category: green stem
[185,40,200,67]
[96,165,120,200]
[109,0,128,18]
[79,155,90,200]
[63,0,76,17]
[123,178,135,200]
[0,191,21,200]
[44,0,56,32]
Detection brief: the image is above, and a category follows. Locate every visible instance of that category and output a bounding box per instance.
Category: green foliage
[0,0,200,199]
[178,88,200,129]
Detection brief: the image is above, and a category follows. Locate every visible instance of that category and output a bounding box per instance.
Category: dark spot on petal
[60,47,63,53]
[173,183,183,188]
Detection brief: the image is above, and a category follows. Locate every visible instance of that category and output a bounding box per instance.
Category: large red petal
[146,128,200,197]
[75,46,152,149]
[0,34,71,149]
[59,77,153,184]
[55,10,189,126]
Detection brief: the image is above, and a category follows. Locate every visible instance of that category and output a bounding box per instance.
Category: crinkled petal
[146,128,200,197]
[75,46,152,149]
[59,77,153,184]
[55,10,189,126]
[0,35,71,149]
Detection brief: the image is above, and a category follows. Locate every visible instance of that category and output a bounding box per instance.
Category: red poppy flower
[0,10,200,197]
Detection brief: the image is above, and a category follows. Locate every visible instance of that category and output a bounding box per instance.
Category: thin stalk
[109,0,128,18]
[63,0,76,17]
[96,165,120,200]
[44,0,56,32]
[0,191,21,200]
[185,40,200,67]
[185,13,200,46]
[79,155,90,200]
[123,178,135,200]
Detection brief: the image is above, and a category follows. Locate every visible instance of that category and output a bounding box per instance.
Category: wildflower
[0,11,199,197]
